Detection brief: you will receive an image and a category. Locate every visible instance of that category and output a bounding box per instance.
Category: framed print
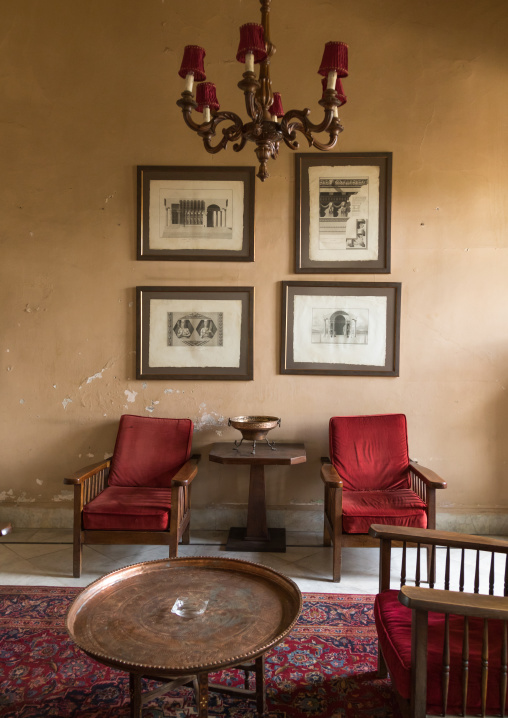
[137,166,255,261]
[295,152,392,273]
[137,286,254,380]
[281,281,401,376]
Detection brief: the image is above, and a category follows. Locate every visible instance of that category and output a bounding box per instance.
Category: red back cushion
[329,414,410,491]
[108,415,193,488]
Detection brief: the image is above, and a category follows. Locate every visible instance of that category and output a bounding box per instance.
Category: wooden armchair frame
[369,524,508,718]
[64,454,200,578]
[321,459,447,581]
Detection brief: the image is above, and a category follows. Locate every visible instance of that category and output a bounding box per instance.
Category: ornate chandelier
[176,0,348,182]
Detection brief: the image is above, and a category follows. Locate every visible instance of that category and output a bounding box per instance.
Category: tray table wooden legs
[128,655,266,717]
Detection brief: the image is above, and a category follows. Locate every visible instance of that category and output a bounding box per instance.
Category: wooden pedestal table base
[209,443,307,552]
[66,556,301,717]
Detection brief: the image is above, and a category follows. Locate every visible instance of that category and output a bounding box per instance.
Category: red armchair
[370,524,508,717]
[321,414,447,581]
[64,414,199,578]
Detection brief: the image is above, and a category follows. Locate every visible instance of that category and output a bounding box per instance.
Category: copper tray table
[66,556,302,717]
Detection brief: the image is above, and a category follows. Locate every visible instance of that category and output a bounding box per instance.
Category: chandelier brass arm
[176,0,348,181]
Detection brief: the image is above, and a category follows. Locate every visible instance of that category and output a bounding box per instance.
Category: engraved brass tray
[66,556,301,677]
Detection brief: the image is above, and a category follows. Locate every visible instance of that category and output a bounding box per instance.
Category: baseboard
[0,503,507,537]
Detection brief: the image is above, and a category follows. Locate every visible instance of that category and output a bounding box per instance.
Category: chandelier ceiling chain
[177,0,348,182]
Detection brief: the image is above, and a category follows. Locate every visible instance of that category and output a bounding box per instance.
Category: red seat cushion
[108,415,193,488]
[342,489,427,533]
[329,414,411,491]
[83,486,172,531]
[375,589,507,714]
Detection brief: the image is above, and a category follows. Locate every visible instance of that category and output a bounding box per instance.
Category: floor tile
[0,530,507,598]
[6,542,71,560]
[0,528,39,543]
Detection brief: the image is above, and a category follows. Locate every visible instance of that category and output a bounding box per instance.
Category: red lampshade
[271,92,284,117]
[178,45,206,81]
[195,82,220,112]
[321,77,347,106]
[318,41,348,78]
[236,23,267,63]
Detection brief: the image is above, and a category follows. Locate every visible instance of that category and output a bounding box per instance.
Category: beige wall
[1,0,508,528]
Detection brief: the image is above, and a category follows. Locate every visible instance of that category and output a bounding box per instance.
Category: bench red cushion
[375,589,507,714]
[342,489,427,534]
[83,486,172,531]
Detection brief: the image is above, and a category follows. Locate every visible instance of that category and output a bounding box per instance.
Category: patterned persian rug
[0,587,400,718]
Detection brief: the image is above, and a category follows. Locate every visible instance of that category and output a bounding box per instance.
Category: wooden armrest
[409,460,447,489]
[64,459,111,485]
[399,585,508,621]
[320,461,343,488]
[369,524,508,552]
[171,454,201,487]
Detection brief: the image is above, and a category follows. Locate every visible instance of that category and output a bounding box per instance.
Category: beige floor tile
[6,542,71,560]
[0,528,39,543]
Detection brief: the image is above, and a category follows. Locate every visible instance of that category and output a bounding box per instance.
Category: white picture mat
[149,298,243,368]
[148,179,244,251]
[293,294,387,366]
[308,165,380,262]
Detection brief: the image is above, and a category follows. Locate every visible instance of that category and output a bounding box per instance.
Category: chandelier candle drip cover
[177,0,348,181]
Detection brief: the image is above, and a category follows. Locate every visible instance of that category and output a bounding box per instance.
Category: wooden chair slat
[501,621,507,717]
[482,618,489,716]
[416,543,421,587]
[461,615,469,717]
[489,552,495,596]
[401,542,407,587]
[445,546,451,591]
[442,613,450,715]
[475,550,481,594]
[429,544,436,590]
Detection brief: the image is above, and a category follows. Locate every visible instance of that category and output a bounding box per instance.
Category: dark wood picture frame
[137,286,254,380]
[295,152,392,274]
[137,166,255,262]
[281,281,401,376]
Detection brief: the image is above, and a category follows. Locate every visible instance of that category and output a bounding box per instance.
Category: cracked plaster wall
[1,0,508,527]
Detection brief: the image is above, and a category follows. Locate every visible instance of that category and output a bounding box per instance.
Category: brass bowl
[228,416,281,441]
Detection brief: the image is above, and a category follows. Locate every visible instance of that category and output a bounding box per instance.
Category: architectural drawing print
[160,191,233,241]
[168,312,223,347]
[318,177,369,250]
[311,308,369,345]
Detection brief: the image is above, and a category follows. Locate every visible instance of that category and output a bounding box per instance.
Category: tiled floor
[0,529,507,595]
[0,529,378,592]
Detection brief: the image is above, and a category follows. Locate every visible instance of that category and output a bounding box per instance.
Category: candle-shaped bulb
[203,107,211,122]
[327,70,338,91]
[245,52,255,74]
